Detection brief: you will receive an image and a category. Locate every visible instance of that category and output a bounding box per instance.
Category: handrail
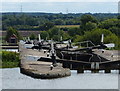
[77,40,95,47]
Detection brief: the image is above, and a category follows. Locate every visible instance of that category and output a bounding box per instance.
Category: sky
[1,0,120,13]
[1,0,120,2]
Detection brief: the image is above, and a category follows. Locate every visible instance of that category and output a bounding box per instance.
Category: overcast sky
[1,0,120,2]
[1,0,120,13]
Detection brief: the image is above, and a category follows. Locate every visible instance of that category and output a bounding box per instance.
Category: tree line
[39,14,120,49]
[4,13,120,49]
[2,13,118,30]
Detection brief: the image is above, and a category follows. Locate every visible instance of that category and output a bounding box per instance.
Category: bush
[2,51,20,68]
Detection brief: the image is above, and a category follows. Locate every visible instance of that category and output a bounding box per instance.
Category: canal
[1,49,119,89]
[1,68,119,89]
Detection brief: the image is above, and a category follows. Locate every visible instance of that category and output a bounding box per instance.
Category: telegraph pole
[20,0,23,13]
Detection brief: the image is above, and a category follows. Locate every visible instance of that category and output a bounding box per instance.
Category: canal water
[1,49,119,89]
[1,68,119,89]
[2,49,18,52]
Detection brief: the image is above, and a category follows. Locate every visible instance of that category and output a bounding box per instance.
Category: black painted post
[51,53,57,66]
[50,42,57,67]
[68,39,72,48]
[105,69,111,73]
[62,62,67,68]
[38,42,42,51]
[105,64,111,73]
[77,66,84,73]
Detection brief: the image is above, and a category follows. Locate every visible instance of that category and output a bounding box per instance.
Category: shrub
[2,51,20,68]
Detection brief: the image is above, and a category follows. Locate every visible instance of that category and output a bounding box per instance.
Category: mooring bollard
[50,65,53,70]
[47,53,49,57]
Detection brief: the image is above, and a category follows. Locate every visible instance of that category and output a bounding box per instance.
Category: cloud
[2,0,120,2]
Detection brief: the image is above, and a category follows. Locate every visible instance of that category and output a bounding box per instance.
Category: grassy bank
[1,51,20,68]
[56,25,79,28]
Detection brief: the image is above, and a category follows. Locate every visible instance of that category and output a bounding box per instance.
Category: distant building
[118,1,120,13]
[9,34,18,43]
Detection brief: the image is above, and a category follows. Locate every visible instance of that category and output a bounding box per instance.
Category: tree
[77,28,117,45]
[104,33,118,44]
[68,27,82,37]
[85,22,97,31]
[117,15,120,19]
[48,27,60,41]
[74,35,83,42]
[59,30,71,41]
[54,19,64,25]
[99,18,120,37]
[73,28,120,49]
[99,19,118,29]
[80,14,98,31]
[48,27,70,41]
[5,27,20,42]
[30,33,36,40]
[39,22,54,31]
[48,27,59,38]
[40,31,49,40]
[80,14,97,25]
[109,27,120,37]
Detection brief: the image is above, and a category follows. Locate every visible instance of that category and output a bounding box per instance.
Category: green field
[56,25,80,28]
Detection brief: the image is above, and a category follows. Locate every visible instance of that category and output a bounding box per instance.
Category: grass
[1,61,19,68]
[56,25,79,28]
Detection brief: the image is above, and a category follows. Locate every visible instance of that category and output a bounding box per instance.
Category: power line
[20,0,23,13]
[118,1,120,13]
[66,8,68,14]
